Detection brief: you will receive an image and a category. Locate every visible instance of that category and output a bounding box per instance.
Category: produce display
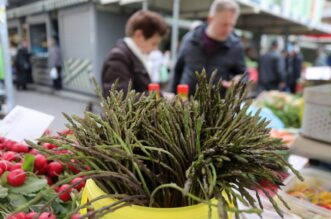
[0,135,83,219]
[287,182,331,211]
[22,72,302,219]
[254,91,304,128]
[270,129,296,146]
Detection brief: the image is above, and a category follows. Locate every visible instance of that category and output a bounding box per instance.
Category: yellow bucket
[81,179,232,219]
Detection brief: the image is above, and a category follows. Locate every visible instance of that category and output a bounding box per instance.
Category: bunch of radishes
[0,136,85,219]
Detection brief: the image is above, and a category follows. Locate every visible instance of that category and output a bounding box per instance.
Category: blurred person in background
[170,0,246,96]
[258,40,285,91]
[314,46,327,66]
[15,40,31,90]
[48,36,63,90]
[287,44,303,93]
[101,10,168,96]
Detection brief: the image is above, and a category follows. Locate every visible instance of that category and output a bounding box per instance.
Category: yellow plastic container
[81,179,232,219]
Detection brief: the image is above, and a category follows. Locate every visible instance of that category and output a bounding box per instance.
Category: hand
[162,92,175,101]
[279,82,286,90]
[221,75,242,88]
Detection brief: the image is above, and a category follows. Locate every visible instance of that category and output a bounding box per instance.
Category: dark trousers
[53,66,62,90]
[16,70,28,90]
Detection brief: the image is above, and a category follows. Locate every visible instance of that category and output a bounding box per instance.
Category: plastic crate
[279,168,331,219]
[301,84,331,144]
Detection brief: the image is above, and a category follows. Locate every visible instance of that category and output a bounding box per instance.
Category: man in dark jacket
[101,10,167,97]
[258,40,286,91]
[170,0,246,95]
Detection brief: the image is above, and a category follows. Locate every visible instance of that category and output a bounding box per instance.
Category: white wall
[58,3,96,93]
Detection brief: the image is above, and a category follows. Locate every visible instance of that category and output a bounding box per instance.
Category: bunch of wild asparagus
[29,71,302,219]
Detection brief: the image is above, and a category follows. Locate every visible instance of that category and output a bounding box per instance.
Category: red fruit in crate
[2,151,17,161]
[0,160,13,171]
[26,212,37,219]
[47,162,63,177]
[58,184,72,202]
[42,143,57,150]
[38,212,56,219]
[34,154,48,172]
[70,177,85,191]
[70,213,80,219]
[10,163,22,171]
[6,212,26,219]
[7,169,26,187]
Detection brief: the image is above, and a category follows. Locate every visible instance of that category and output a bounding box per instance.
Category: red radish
[70,177,85,191]
[4,140,16,151]
[47,176,53,186]
[37,212,56,219]
[52,185,60,192]
[67,164,80,174]
[0,160,13,171]
[70,213,80,219]
[0,167,4,176]
[43,129,51,135]
[42,143,57,150]
[53,149,70,155]
[26,212,37,219]
[10,163,22,171]
[34,154,48,173]
[60,129,73,135]
[6,212,26,219]
[47,162,63,177]
[7,169,26,187]
[29,149,39,155]
[11,143,29,153]
[58,184,72,202]
[36,165,48,175]
[2,151,17,161]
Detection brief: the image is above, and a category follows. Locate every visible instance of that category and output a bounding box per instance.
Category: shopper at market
[101,10,168,96]
[258,40,286,91]
[170,0,246,96]
[15,40,31,91]
[48,36,63,90]
[314,46,327,66]
[287,44,303,93]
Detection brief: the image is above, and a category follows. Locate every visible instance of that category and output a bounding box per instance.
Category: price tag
[0,105,54,142]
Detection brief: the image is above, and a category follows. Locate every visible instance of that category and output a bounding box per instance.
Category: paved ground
[13,86,92,132]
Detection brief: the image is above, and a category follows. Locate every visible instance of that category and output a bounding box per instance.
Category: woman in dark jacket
[101,10,168,97]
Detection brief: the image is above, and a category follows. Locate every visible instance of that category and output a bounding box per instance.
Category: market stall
[1,73,331,219]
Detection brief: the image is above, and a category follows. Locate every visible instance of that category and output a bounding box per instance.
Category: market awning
[98,0,331,35]
[6,0,89,19]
